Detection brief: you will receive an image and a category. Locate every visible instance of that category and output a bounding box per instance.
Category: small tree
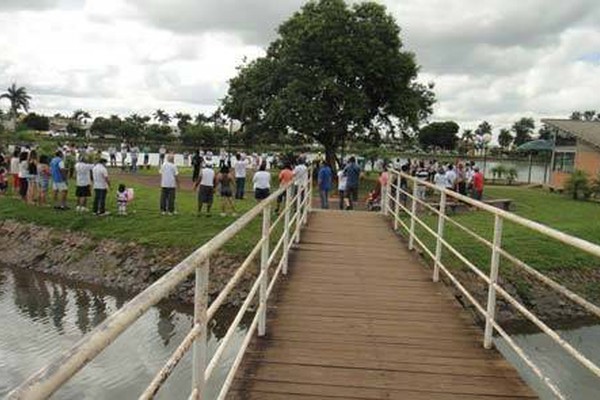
[506,167,518,185]
[490,165,507,183]
[590,173,600,198]
[564,170,590,200]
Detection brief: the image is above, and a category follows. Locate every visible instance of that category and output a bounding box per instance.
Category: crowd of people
[0,143,314,217]
[0,142,487,218]
[403,159,485,200]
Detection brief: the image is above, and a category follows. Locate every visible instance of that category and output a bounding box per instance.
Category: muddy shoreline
[0,220,257,308]
[2,219,599,333]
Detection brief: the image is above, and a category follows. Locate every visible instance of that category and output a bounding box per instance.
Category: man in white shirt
[159,154,179,215]
[92,159,110,216]
[75,157,94,212]
[234,153,248,199]
[445,164,457,190]
[293,158,308,187]
[194,164,216,215]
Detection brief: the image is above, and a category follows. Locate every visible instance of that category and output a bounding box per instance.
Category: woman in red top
[472,166,484,201]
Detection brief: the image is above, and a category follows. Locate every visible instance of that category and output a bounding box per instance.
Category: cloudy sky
[1,0,600,135]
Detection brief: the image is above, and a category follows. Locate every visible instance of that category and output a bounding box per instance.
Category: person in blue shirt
[317,162,333,209]
[50,151,69,210]
[344,156,361,210]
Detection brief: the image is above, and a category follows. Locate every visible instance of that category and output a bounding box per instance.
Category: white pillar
[191,259,209,398]
[484,215,503,349]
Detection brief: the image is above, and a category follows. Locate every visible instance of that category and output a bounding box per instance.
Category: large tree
[512,117,535,146]
[418,121,459,150]
[72,109,91,124]
[222,0,435,165]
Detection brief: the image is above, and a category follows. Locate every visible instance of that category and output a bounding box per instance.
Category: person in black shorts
[217,165,237,216]
[194,165,215,215]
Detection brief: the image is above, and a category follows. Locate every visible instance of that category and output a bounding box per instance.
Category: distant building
[543,119,600,188]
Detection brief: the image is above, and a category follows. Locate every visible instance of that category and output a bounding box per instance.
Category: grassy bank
[400,185,600,303]
[0,168,273,256]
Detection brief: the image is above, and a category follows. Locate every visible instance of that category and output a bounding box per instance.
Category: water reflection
[0,265,248,399]
[50,283,68,333]
[157,307,176,346]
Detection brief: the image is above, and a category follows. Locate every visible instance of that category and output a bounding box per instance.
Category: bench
[483,198,513,211]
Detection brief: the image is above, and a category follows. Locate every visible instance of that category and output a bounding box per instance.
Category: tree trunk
[325,147,338,170]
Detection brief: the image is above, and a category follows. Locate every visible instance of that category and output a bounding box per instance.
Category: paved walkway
[229,211,536,399]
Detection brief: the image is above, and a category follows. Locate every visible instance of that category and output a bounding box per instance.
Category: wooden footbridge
[9,169,600,400]
[229,211,535,399]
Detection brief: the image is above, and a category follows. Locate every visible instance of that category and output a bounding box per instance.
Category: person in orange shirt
[276,163,294,213]
[472,166,484,201]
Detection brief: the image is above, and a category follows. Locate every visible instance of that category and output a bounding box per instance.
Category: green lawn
[400,185,600,277]
[0,169,281,256]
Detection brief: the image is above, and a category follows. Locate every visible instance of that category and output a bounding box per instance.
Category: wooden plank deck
[229,211,536,399]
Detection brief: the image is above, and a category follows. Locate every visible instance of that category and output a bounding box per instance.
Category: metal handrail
[384,169,600,400]
[8,169,313,400]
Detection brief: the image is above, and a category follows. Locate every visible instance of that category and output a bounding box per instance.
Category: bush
[590,173,600,198]
[490,165,507,183]
[507,167,518,185]
[564,170,590,200]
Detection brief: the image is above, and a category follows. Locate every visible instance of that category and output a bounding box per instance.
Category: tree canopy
[222,0,435,165]
[418,121,459,150]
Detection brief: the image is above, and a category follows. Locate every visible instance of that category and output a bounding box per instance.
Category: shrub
[490,165,507,183]
[590,173,600,198]
[564,170,590,200]
[506,167,518,185]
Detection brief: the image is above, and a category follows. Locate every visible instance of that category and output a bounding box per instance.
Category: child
[0,167,7,195]
[37,155,51,206]
[116,184,129,215]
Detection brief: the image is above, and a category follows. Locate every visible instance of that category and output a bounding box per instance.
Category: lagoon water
[2,265,598,399]
[0,266,245,399]
[496,325,600,399]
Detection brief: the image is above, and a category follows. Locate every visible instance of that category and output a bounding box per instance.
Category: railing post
[294,183,301,244]
[283,185,291,275]
[433,190,446,282]
[258,204,271,337]
[408,180,418,250]
[307,168,313,215]
[303,171,310,225]
[484,215,503,349]
[191,259,209,398]
[381,176,388,216]
[394,173,400,230]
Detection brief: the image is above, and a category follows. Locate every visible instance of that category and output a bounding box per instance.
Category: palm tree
[195,112,209,125]
[1,83,31,117]
[174,112,192,131]
[462,129,474,143]
[153,109,171,125]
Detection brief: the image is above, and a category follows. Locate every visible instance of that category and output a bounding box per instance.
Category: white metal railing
[383,169,600,400]
[7,169,313,400]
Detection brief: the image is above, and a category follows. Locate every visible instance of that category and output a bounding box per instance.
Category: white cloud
[0,0,599,137]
